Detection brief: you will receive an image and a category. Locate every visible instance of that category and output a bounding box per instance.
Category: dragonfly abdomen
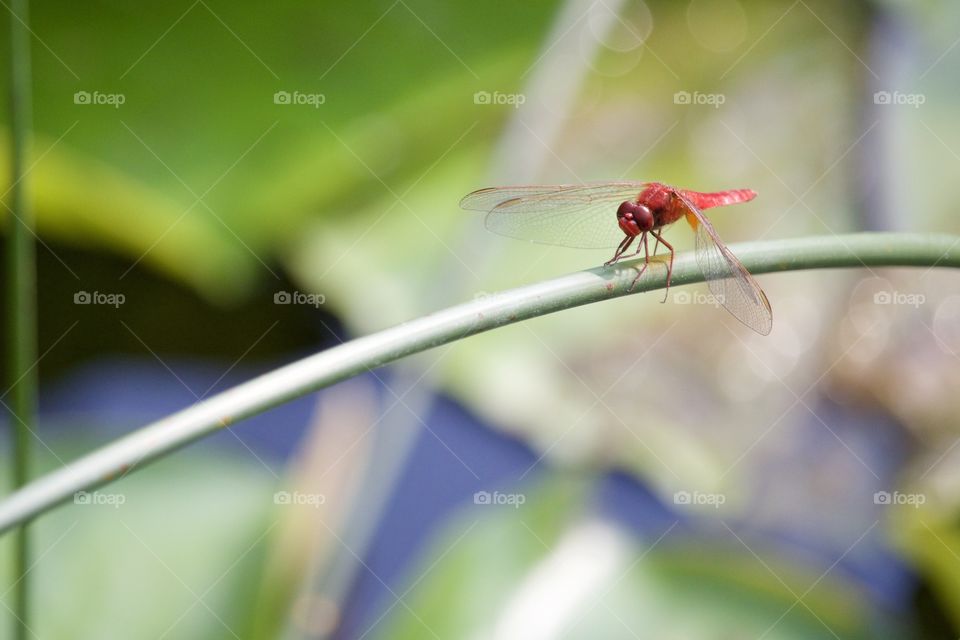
[683,189,757,210]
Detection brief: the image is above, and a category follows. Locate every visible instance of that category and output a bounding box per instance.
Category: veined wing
[460,182,648,249]
[674,191,773,335]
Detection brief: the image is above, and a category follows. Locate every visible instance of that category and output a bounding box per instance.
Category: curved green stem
[0,232,958,534]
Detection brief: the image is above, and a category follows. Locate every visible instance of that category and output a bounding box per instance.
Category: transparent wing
[460,182,648,249]
[674,191,773,335]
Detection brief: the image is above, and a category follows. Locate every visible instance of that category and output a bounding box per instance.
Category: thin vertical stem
[6,0,37,638]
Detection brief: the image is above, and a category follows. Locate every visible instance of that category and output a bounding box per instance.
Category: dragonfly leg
[604,234,635,266]
[651,232,661,258]
[627,232,650,292]
[625,231,648,259]
[650,230,674,303]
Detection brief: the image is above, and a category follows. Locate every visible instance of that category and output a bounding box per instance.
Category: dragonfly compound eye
[616,201,654,235]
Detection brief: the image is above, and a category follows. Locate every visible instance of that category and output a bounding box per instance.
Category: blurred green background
[3,0,960,638]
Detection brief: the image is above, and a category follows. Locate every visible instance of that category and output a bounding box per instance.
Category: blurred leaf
[0,441,280,639]
[0,132,255,301]
[378,477,893,640]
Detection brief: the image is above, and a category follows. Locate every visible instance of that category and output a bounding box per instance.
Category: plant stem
[0,232,957,534]
[6,0,36,637]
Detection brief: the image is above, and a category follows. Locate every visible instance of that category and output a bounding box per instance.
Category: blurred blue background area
[30,345,922,638]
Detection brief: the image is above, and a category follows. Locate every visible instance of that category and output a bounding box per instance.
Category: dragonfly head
[616,201,654,236]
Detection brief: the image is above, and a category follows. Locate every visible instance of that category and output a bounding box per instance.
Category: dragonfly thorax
[616,201,654,237]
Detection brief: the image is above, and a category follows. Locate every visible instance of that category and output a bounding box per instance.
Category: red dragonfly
[460,181,772,335]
